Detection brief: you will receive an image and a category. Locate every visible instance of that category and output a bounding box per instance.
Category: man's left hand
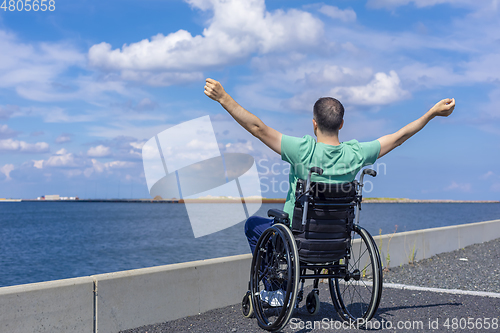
[204,78,227,103]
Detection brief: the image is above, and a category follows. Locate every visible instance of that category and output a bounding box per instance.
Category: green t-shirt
[280,135,381,222]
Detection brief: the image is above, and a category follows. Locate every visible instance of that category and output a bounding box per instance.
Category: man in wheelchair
[205,78,455,331]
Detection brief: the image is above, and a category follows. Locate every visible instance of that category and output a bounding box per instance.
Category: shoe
[260,289,285,307]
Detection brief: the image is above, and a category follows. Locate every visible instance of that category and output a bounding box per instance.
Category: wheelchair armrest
[268,209,289,220]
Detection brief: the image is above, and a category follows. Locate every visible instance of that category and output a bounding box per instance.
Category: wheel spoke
[250,225,299,331]
[330,225,382,322]
[350,246,369,268]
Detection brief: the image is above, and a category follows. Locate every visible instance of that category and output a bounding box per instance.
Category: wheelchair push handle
[355,168,376,225]
[304,167,323,201]
[301,167,323,226]
[309,167,324,176]
[359,168,376,191]
[362,168,377,177]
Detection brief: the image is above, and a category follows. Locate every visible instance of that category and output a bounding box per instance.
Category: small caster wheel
[306,291,320,315]
[241,292,254,318]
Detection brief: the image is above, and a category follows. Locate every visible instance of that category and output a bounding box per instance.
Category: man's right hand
[429,98,455,117]
[377,98,456,158]
[203,77,283,155]
[204,78,227,103]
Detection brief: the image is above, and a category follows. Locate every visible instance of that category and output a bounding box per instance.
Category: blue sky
[0,0,499,200]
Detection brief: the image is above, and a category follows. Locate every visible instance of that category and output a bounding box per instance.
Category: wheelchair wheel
[306,290,320,315]
[241,291,254,318]
[250,223,300,331]
[329,225,382,324]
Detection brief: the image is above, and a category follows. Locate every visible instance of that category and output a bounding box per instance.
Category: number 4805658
[1,0,56,11]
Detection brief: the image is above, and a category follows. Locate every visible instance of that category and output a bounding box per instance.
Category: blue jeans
[245,216,287,292]
[244,216,274,255]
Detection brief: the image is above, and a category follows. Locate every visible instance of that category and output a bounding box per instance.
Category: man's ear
[312,119,318,135]
[338,119,344,130]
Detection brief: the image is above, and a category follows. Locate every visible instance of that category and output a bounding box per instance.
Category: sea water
[0,202,499,287]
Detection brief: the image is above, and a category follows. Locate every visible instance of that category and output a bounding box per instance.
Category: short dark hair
[313,97,344,134]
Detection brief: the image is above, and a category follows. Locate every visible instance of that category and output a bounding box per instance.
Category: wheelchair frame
[241,167,383,331]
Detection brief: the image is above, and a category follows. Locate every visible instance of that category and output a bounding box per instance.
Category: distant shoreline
[362,198,500,203]
[6,198,500,204]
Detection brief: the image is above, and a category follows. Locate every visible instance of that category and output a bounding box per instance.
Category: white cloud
[136,98,158,111]
[87,122,173,140]
[55,134,72,144]
[88,0,324,85]
[305,65,373,87]
[319,5,356,22]
[11,106,97,123]
[237,61,410,113]
[281,64,378,112]
[444,181,472,192]
[0,30,85,99]
[480,171,500,180]
[0,138,49,153]
[0,105,17,120]
[0,29,141,105]
[0,31,84,84]
[129,141,145,150]
[399,63,465,89]
[480,171,494,180]
[14,75,133,103]
[463,53,500,84]
[33,160,44,169]
[120,70,204,87]
[86,159,104,175]
[367,0,480,9]
[106,161,136,169]
[328,71,409,106]
[62,169,83,178]
[84,158,137,177]
[0,164,15,180]
[223,140,255,154]
[0,124,18,139]
[45,150,78,167]
[87,145,111,157]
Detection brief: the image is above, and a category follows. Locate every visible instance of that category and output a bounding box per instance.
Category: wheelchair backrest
[292,179,358,263]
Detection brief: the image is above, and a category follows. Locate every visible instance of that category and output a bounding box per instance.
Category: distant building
[39,195,78,200]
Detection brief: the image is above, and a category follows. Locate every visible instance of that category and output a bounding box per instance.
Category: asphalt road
[122,238,500,333]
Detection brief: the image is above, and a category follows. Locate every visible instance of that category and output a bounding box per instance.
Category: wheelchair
[241,167,382,331]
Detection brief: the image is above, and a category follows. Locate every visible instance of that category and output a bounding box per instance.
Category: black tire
[242,292,254,318]
[329,225,382,324]
[305,290,320,315]
[250,223,300,331]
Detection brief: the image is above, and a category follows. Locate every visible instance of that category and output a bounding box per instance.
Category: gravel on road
[121,238,500,333]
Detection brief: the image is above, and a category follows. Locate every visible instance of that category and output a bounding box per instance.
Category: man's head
[312,97,344,136]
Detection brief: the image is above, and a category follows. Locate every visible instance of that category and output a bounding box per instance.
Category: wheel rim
[306,291,320,315]
[329,225,381,322]
[242,293,253,317]
[250,224,299,331]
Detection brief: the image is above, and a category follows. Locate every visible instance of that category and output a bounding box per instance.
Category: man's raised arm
[377,98,455,158]
[204,78,282,155]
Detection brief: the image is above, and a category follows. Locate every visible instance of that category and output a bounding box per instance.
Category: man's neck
[316,132,341,146]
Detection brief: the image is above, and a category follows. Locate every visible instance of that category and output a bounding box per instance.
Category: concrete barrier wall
[374,219,500,269]
[0,219,499,333]
[93,254,251,333]
[0,276,94,333]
